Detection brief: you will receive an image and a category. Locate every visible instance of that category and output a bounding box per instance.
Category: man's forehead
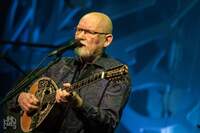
[78,17,100,29]
[77,13,112,33]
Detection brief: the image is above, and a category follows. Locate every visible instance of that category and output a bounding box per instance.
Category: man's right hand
[18,92,39,112]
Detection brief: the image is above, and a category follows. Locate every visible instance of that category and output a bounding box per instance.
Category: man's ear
[104,34,113,48]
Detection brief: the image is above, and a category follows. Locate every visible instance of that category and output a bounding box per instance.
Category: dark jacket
[8,54,131,133]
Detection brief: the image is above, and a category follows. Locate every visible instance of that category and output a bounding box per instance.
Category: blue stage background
[0,0,200,133]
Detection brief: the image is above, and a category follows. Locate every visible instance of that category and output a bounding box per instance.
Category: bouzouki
[20,64,128,132]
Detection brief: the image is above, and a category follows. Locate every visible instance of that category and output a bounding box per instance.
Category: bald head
[75,12,114,58]
[78,12,113,34]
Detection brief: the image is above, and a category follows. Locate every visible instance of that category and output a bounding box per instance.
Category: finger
[63,83,71,91]
[25,99,39,108]
[58,90,69,102]
[21,102,32,112]
[22,105,29,112]
[63,83,71,87]
[61,90,70,98]
[55,93,61,103]
[57,89,62,94]
[30,94,39,103]
[56,89,71,103]
[27,103,39,109]
[56,98,61,103]
[62,90,68,95]
[27,96,39,105]
[18,93,33,111]
[22,98,30,107]
[18,101,27,112]
[56,89,62,103]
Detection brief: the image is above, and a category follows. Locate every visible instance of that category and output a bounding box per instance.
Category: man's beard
[74,47,91,58]
[74,46,103,60]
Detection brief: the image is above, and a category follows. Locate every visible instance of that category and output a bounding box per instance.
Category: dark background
[0,0,200,133]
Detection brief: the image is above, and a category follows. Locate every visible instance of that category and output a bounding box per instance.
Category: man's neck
[79,55,98,63]
[79,52,104,64]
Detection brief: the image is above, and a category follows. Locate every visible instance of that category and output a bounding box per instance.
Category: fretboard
[71,71,105,90]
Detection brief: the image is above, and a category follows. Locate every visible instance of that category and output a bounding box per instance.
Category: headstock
[105,65,128,81]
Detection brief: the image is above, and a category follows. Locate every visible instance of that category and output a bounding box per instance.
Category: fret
[101,72,105,79]
[70,72,103,90]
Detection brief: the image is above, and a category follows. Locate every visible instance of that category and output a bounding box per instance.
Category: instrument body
[20,77,58,132]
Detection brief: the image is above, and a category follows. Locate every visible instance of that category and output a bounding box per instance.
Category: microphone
[48,39,80,57]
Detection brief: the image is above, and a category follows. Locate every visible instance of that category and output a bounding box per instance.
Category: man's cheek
[95,40,100,45]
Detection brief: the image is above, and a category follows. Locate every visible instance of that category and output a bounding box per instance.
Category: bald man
[15,12,131,133]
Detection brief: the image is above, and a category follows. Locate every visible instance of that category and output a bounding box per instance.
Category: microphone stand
[0,56,61,105]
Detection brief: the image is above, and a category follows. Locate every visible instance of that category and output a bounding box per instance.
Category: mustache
[76,40,86,47]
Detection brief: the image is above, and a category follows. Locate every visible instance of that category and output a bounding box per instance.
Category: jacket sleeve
[75,74,131,132]
[5,93,21,113]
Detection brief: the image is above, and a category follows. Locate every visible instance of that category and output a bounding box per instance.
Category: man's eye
[87,30,95,34]
[79,29,83,32]
[87,31,93,34]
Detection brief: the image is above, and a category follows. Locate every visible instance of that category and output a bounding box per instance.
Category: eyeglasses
[75,27,110,35]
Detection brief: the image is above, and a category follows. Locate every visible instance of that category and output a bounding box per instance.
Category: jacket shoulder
[97,56,125,70]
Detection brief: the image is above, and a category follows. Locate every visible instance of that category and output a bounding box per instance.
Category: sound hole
[44,89,50,95]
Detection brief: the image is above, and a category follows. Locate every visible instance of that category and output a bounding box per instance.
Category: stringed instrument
[20,64,128,132]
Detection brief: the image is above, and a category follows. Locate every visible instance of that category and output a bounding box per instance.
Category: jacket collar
[74,52,122,70]
[74,53,110,69]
